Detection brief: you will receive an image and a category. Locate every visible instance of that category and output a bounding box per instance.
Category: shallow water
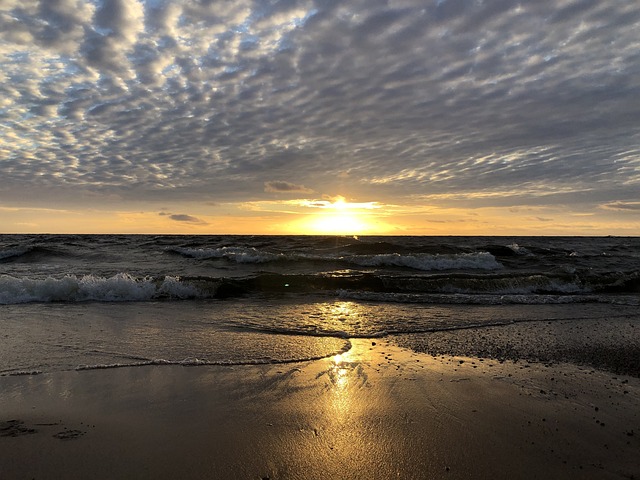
[1,296,638,375]
[1,235,639,375]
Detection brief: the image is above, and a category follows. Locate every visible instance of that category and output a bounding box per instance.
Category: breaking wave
[2,269,638,305]
[0,273,203,304]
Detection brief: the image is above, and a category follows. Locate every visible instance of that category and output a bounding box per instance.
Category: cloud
[81,0,145,83]
[0,0,639,227]
[300,197,381,210]
[264,181,314,193]
[601,201,640,211]
[159,212,207,224]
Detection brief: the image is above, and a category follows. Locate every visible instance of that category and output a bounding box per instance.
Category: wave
[0,245,65,262]
[0,247,29,261]
[167,246,286,263]
[347,252,501,270]
[168,246,503,271]
[331,241,409,255]
[2,268,637,305]
[380,273,588,295]
[0,273,204,304]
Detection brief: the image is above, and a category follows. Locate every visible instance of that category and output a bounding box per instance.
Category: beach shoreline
[1,339,639,480]
[393,314,640,377]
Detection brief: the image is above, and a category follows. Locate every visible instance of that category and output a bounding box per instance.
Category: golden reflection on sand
[327,350,362,414]
[331,353,349,388]
[313,333,378,470]
[310,346,378,472]
[320,301,371,399]
[3,335,638,478]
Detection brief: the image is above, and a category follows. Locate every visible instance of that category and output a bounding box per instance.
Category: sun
[298,196,378,235]
[309,211,369,235]
[279,195,394,235]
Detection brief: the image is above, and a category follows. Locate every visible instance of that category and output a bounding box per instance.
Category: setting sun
[296,196,381,235]
[309,212,369,235]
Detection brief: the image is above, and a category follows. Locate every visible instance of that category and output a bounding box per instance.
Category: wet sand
[1,339,639,480]
[394,315,640,377]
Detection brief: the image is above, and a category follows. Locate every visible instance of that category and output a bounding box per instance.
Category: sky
[1,0,639,235]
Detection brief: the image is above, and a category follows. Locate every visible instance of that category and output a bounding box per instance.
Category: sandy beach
[1,338,638,480]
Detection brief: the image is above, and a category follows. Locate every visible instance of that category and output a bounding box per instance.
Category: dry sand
[1,339,639,480]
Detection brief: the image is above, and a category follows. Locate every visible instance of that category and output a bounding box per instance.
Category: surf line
[74,341,354,371]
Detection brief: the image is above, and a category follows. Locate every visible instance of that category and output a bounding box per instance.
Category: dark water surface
[1,235,638,375]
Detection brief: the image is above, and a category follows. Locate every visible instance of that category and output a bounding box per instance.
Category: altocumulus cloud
[0,0,639,214]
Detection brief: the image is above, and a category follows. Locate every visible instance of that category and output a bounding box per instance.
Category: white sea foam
[3,370,43,376]
[507,243,531,255]
[0,273,203,304]
[157,276,202,298]
[74,343,353,371]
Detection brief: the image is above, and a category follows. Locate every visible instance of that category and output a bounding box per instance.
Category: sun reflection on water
[330,352,350,390]
[310,303,374,419]
[323,341,371,417]
[318,300,371,337]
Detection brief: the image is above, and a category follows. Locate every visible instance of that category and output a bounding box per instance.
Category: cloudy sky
[1,0,639,235]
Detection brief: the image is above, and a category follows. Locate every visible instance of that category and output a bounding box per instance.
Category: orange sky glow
[1,197,638,236]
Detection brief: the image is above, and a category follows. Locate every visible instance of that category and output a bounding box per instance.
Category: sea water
[1,235,639,375]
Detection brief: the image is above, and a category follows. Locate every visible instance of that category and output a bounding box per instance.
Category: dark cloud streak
[264,181,314,193]
[160,212,208,224]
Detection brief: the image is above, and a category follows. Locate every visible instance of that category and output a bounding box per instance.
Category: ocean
[1,235,639,376]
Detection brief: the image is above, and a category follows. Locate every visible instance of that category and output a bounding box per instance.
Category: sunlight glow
[299,196,381,235]
[309,212,370,235]
[300,196,380,211]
